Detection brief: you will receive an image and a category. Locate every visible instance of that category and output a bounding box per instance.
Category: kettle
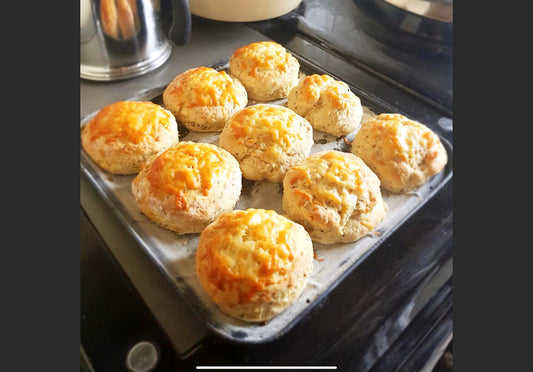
[81,0,191,81]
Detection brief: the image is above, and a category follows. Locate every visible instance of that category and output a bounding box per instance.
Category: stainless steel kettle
[80,0,191,81]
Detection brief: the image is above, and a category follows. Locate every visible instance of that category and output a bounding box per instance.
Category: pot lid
[381,0,452,23]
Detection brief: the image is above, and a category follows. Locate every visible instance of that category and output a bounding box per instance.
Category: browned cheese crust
[196,208,314,322]
[219,104,314,183]
[229,41,300,101]
[131,142,242,234]
[351,113,448,193]
[163,66,248,132]
[288,74,363,136]
[81,100,179,174]
[283,150,387,244]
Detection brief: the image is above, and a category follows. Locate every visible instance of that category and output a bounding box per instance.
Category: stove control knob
[438,117,453,132]
[126,341,159,372]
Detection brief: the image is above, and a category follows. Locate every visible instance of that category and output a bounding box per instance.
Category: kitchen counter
[81,9,452,371]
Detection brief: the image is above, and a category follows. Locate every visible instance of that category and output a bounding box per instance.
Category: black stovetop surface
[247,0,452,115]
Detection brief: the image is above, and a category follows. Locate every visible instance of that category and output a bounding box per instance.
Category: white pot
[189,0,302,22]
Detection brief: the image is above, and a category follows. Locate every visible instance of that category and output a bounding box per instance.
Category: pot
[80,0,191,81]
[189,0,302,22]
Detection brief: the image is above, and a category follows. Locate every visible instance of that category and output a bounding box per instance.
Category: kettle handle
[168,0,191,46]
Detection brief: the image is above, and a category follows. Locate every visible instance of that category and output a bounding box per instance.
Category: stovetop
[81,0,452,370]
[247,0,452,116]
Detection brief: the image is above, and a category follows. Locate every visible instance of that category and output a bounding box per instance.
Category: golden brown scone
[81,101,179,174]
[219,104,314,183]
[131,142,242,234]
[283,150,387,244]
[163,66,248,132]
[351,113,448,193]
[287,74,364,136]
[229,41,300,101]
[196,208,314,322]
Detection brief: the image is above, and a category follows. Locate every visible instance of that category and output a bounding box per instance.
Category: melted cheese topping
[146,142,225,210]
[168,66,242,108]
[368,114,438,166]
[287,151,369,215]
[201,209,297,303]
[87,101,174,144]
[299,74,355,109]
[232,41,292,77]
[300,74,330,101]
[229,105,305,156]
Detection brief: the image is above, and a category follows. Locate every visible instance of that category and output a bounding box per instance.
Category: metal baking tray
[80,55,453,343]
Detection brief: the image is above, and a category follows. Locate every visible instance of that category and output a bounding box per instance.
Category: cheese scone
[219,104,314,183]
[287,74,364,136]
[283,150,387,244]
[163,66,248,132]
[81,100,179,174]
[131,142,242,234]
[351,113,448,193]
[196,208,314,322]
[229,41,300,101]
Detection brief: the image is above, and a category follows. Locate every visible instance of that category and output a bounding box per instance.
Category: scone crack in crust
[283,151,387,244]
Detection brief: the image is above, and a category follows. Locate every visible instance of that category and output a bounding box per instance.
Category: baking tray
[80,55,453,343]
